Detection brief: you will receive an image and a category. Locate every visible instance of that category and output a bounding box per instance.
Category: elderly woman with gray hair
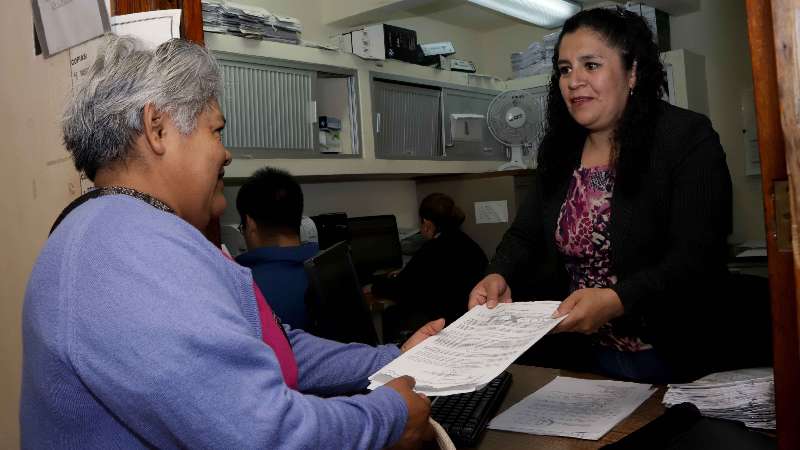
[21,35,439,449]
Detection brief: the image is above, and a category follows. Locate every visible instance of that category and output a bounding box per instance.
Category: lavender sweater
[21,195,406,449]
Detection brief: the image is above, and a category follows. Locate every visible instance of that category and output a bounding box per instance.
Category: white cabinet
[216,55,318,156]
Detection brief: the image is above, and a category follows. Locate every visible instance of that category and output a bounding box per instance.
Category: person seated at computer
[21,35,441,449]
[469,8,733,384]
[235,166,318,330]
[374,193,488,338]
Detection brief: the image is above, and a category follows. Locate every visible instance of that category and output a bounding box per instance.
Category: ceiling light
[466,0,581,28]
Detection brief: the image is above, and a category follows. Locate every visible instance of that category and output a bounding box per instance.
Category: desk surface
[472,365,666,449]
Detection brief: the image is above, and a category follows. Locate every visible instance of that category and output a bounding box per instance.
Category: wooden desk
[472,365,666,449]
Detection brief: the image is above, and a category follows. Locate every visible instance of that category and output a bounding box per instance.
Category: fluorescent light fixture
[466,0,581,28]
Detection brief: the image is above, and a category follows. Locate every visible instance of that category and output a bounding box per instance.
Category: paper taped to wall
[475,200,509,224]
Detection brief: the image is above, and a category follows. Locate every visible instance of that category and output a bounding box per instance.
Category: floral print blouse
[555,166,651,352]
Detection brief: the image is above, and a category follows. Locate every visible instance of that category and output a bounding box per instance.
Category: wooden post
[746,0,800,448]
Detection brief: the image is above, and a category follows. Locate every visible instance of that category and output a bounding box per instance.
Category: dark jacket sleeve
[612,113,732,314]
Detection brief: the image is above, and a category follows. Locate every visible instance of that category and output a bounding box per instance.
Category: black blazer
[373,229,488,325]
[489,102,733,377]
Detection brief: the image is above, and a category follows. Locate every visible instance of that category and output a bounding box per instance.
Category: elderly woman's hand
[551,288,624,334]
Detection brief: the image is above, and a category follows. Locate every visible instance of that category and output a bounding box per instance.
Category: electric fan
[487,89,543,170]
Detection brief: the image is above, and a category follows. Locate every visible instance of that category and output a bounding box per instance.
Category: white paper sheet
[474,200,508,224]
[69,10,182,88]
[368,301,565,396]
[33,0,110,56]
[736,248,767,258]
[110,10,182,49]
[488,377,655,440]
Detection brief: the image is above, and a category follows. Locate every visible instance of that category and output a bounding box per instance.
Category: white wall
[301,180,419,228]
[222,180,419,229]
[220,180,418,256]
[670,0,764,243]
[0,1,79,445]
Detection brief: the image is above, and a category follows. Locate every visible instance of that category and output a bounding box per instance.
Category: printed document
[368,301,565,396]
[488,377,655,440]
[664,367,774,429]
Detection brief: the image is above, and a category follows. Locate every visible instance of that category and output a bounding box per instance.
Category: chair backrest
[304,241,379,345]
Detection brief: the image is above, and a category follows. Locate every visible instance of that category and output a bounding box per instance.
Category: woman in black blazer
[374,193,488,340]
[469,8,733,383]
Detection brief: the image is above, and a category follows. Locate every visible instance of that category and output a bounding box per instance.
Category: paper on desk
[663,367,775,429]
[488,377,655,440]
[368,301,565,396]
[736,248,767,258]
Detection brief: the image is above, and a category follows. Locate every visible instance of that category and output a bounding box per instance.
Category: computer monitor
[347,215,403,284]
[304,241,379,346]
[310,212,349,250]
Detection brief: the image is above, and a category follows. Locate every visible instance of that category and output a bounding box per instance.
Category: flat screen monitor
[347,215,403,283]
[304,241,378,345]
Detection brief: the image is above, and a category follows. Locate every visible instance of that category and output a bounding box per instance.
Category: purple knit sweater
[20,195,406,449]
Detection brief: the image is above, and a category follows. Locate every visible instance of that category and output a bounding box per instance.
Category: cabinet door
[442,88,504,161]
[217,57,318,156]
[373,80,442,159]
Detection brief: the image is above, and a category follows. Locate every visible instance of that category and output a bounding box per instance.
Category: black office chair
[304,241,379,346]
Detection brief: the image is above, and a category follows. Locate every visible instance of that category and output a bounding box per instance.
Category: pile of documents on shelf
[201,0,301,44]
[663,367,775,429]
[510,31,558,79]
[368,301,566,396]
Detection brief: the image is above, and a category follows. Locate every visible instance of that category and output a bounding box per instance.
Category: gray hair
[62,35,222,180]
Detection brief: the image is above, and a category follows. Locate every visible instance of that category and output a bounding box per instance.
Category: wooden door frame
[746,1,800,449]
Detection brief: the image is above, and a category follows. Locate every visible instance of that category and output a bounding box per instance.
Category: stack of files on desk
[368,301,566,396]
[663,367,775,429]
[201,0,301,44]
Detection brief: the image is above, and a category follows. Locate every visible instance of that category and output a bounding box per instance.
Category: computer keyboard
[430,371,513,448]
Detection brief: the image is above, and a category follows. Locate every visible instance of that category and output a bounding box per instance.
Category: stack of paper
[368,301,565,396]
[488,377,655,440]
[663,367,775,429]
[226,2,271,39]
[510,31,559,79]
[201,0,301,44]
[200,0,226,33]
[511,42,548,78]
